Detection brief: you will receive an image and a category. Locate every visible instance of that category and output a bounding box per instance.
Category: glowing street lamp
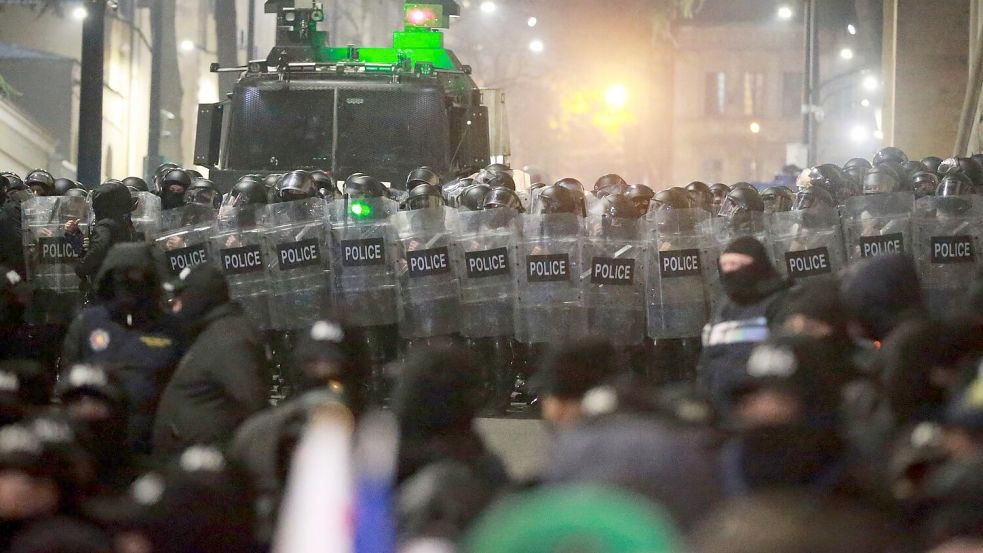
[480,1,496,14]
[850,124,869,143]
[750,121,762,134]
[840,47,855,61]
[527,16,538,27]
[72,5,88,20]
[179,39,197,53]
[777,5,793,20]
[847,24,857,35]
[604,84,629,110]
[863,75,879,91]
[528,39,544,54]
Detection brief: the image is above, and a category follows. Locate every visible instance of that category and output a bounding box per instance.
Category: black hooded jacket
[152,266,268,457]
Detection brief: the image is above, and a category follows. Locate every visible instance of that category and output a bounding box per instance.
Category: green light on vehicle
[350,201,373,218]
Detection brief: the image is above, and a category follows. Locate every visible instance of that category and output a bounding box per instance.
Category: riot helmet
[152,162,179,192]
[184,178,222,208]
[596,193,640,238]
[911,171,940,199]
[442,177,473,207]
[718,186,764,218]
[161,168,193,209]
[709,183,730,214]
[4,175,32,204]
[483,186,524,212]
[52,178,80,196]
[536,183,580,215]
[626,184,655,215]
[311,170,340,200]
[276,170,318,202]
[792,184,835,211]
[485,163,511,174]
[121,176,149,193]
[475,169,516,191]
[406,166,441,190]
[64,188,88,199]
[555,178,587,216]
[593,174,629,198]
[901,160,929,178]
[24,169,55,196]
[936,173,976,215]
[761,186,795,213]
[922,156,944,176]
[650,187,692,213]
[939,156,983,187]
[686,181,713,211]
[458,183,491,211]
[937,172,975,197]
[732,181,754,191]
[404,183,445,211]
[344,173,389,199]
[863,164,902,195]
[186,169,203,181]
[225,176,269,208]
[842,157,872,188]
[873,146,908,166]
[91,180,138,219]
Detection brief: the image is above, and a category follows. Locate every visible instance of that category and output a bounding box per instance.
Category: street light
[604,84,628,109]
[527,16,538,27]
[850,124,869,143]
[777,5,793,20]
[179,39,196,53]
[72,5,88,20]
[528,39,544,54]
[847,24,857,35]
[839,47,854,61]
[480,1,496,14]
[750,121,762,134]
[860,98,871,108]
[862,75,879,91]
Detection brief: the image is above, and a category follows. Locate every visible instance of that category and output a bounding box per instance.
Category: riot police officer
[864,164,902,195]
[404,183,445,211]
[922,156,944,176]
[555,178,588,217]
[224,175,269,209]
[475,169,516,191]
[939,157,983,188]
[651,187,693,213]
[24,169,56,197]
[66,181,138,293]
[152,162,180,193]
[761,186,795,214]
[185,178,222,209]
[709,183,730,215]
[0,173,29,276]
[843,157,873,187]
[53,178,81,196]
[593,174,629,199]
[311,170,340,201]
[160,168,193,210]
[406,166,441,190]
[626,184,655,216]
[483,186,524,212]
[912,171,940,199]
[122,177,150,194]
[275,170,318,203]
[686,181,713,212]
[344,173,389,199]
[792,183,836,211]
[873,146,909,166]
[718,186,765,218]
[536,182,581,215]
[458,183,492,211]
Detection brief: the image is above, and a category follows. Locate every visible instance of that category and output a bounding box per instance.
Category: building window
[743,72,766,117]
[705,72,726,115]
[783,72,803,118]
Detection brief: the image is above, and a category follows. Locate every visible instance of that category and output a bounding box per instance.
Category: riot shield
[841,192,914,264]
[514,213,587,344]
[154,205,216,277]
[131,192,162,243]
[22,196,89,292]
[391,207,460,339]
[263,198,332,330]
[208,205,271,329]
[767,206,847,281]
[583,215,645,346]
[326,197,400,327]
[912,195,983,315]
[449,208,519,338]
[704,211,769,310]
[645,208,712,340]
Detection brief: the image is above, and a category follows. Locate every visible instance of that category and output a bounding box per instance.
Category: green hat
[465,485,681,553]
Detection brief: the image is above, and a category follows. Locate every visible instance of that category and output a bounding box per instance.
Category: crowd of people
[1,147,983,552]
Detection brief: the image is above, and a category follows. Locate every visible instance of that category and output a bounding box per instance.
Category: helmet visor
[717,197,742,218]
[186,188,218,207]
[405,194,443,211]
[863,173,898,195]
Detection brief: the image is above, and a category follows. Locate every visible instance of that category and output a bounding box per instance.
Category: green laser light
[350,201,373,218]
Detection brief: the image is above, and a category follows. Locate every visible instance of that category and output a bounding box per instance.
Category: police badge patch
[89,329,111,352]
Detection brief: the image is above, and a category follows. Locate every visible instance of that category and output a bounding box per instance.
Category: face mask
[720,265,766,305]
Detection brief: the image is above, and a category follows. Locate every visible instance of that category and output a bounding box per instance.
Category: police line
[20,192,983,340]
